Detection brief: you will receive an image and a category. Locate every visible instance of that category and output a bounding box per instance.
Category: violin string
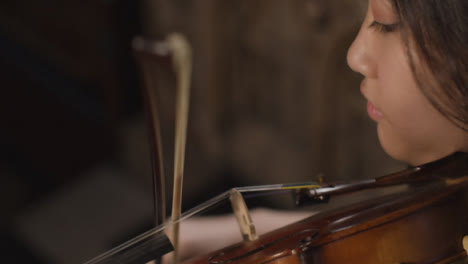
[83,183,320,263]
[242,190,291,199]
[83,190,231,264]
[235,182,321,193]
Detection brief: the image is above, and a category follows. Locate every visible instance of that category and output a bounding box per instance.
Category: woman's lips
[360,80,383,121]
[367,101,383,121]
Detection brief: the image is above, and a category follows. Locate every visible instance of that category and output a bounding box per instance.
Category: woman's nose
[347,26,377,78]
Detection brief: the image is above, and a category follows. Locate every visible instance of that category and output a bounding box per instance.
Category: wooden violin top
[184,153,468,264]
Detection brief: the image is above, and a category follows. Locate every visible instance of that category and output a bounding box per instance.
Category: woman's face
[347,0,468,166]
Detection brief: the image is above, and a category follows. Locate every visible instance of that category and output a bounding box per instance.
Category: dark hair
[393,0,468,131]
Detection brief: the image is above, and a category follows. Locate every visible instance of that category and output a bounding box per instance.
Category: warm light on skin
[347,0,468,166]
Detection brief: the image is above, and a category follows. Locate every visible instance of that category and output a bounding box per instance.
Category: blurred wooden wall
[0,1,406,261]
[135,0,404,205]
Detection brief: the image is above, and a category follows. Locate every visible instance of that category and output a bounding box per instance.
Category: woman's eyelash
[369,21,400,33]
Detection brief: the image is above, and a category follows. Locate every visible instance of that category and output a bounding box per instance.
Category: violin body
[183,154,468,264]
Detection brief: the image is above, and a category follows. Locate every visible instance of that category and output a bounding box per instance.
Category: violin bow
[133,37,171,233]
[166,33,193,264]
[133,33,192,264]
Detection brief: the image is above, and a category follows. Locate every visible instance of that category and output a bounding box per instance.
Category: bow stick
[166,33,193,264]
[133,36,171,232]
[133,33,192,264]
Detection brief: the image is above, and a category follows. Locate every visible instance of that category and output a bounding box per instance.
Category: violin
[84,35,468,264]
[183,152,468,264]
[85,153,468,264]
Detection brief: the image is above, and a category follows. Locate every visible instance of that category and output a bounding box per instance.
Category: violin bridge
[229,189,259,241]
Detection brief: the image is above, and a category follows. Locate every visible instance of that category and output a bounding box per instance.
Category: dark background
[0,1,147,262]
[0,0,403,263]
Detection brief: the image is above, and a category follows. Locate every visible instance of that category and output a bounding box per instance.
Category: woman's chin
[376,124,455,166]
[376,124,420,166]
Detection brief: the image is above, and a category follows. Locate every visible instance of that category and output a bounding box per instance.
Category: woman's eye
[369,21,400,33]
